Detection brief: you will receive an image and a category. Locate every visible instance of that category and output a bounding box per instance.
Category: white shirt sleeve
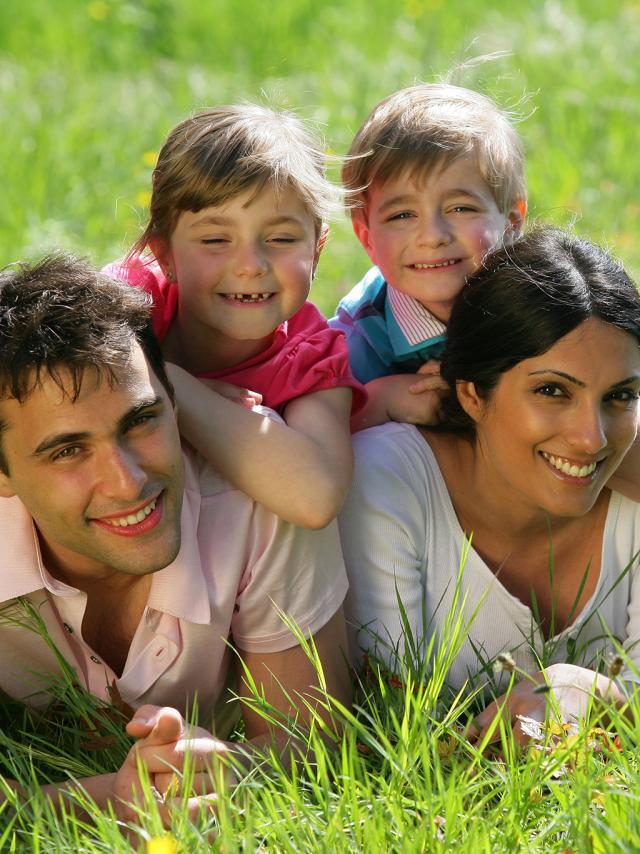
[338,424,429,667]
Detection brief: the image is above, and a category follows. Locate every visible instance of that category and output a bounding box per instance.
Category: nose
[566,402,607,456]
[415,211,451,249]
[234,241,268,278]
[97,444,147,501]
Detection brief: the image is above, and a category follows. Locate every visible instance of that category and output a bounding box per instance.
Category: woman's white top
[339,423,640,691]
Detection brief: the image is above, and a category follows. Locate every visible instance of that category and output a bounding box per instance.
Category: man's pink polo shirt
[0,447,348,735]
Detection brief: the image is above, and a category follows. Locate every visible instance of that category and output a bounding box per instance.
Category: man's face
[0,343,184,584]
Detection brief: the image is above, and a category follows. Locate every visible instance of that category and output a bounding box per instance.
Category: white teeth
[414,260,457,269]
[106,498,157,527]
[224,293,271,302]
[541,452,597,479]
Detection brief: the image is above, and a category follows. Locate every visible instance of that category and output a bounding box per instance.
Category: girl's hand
[198,377,263,409]
[467,663,621,747]
[165,362,262,410]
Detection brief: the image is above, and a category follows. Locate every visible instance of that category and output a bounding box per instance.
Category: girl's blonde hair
[133,103,339,255]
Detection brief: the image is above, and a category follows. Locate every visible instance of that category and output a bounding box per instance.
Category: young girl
[105,104,365,529]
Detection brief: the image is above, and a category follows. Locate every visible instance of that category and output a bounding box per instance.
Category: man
[0,254,350,817]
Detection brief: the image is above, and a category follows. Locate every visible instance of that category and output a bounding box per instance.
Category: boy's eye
[201,237,229,245]
[449,205,478,213]
[386,211,414,222]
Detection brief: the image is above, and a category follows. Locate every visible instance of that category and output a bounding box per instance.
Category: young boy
[330,83,527,429]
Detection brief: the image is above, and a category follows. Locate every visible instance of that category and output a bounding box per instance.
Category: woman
[339,227,640,742]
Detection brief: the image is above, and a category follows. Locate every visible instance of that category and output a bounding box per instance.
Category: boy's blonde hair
[133,103,338,254]
[343,83,526,216]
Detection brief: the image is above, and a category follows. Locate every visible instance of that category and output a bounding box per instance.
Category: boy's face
[353,155,525,322]
[153,184,323,370]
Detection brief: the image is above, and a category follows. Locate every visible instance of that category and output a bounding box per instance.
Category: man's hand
[114,705,238,824]
[467,663,622,747]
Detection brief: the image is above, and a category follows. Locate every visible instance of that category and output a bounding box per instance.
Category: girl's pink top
[104,257,366,415]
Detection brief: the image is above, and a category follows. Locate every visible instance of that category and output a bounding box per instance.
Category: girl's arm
[167,364,353,529]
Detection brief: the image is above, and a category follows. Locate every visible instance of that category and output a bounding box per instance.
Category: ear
[0,470,16,499]
[149,236,176,282]
[312,225,329,277]
[455,380,487,424]
[504,198,527,243]
[352,208,378,266]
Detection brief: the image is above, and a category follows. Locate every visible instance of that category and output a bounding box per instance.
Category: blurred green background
[1,0,638,315]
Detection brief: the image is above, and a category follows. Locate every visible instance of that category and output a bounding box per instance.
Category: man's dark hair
[0,252,173,473]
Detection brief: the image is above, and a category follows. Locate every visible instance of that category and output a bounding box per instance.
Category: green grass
[1,0,639,315]
[2,592,640,853]
[2,1,640,849]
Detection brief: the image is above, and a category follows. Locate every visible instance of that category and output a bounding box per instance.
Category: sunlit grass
[1,1,639,316]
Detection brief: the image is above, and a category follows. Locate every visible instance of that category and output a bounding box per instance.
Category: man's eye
[127,413,156,430]
[52,446,81,462]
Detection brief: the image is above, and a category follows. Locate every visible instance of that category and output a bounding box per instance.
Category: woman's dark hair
[440,227,640,431]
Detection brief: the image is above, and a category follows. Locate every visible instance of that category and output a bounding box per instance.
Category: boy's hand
[352,372,448,431]
[408,360,443,395]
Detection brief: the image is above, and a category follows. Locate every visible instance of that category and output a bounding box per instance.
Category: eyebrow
[189,214,305,229]
[528,370,640,389]
[32,395,164,457]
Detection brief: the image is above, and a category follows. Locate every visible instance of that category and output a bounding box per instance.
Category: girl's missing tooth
[105,104,364,529]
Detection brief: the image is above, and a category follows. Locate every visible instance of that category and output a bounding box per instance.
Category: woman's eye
[535,383,564,398]
[607,389,640,405]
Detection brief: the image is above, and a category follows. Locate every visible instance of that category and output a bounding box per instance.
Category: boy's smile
[354,155,523,322]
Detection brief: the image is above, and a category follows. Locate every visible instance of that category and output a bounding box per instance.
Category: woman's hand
[467,663,622,747]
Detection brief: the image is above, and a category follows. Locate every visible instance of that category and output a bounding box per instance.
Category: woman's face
[470,317,640,519]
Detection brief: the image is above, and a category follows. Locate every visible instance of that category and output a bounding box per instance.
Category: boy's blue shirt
[329,266,447,384]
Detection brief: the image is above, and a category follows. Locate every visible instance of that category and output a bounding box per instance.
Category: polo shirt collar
[0,468,211,625]
[385,285,447,356]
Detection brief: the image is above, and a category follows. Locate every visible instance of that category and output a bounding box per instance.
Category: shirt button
[90,655,101,664]
[62,623,73,633]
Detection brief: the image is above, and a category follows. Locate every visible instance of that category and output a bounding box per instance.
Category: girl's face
[467,318,640,521]
[154,183,322,370]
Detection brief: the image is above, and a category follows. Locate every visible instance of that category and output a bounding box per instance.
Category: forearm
[38,772,118,813]
[172,367,352,527]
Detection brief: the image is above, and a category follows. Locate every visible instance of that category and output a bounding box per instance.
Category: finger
[127,706,184,744]
[416,360,441,376]
[408,377,449,394]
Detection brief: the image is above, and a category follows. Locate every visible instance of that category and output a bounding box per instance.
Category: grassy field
[2,1,640,850]
[1,0,640,315]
